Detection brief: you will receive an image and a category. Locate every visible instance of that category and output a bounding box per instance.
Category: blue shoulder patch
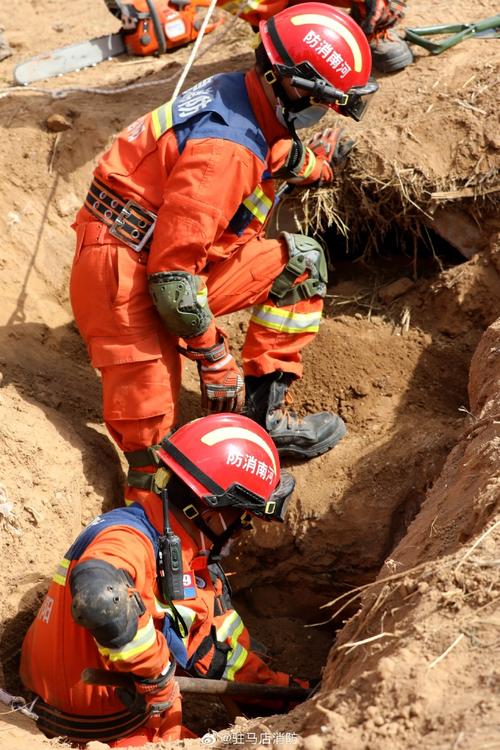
[66,504,159,561]
[172,73,268,163]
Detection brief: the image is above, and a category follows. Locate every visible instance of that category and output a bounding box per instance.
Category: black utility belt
[34,696,148,743]
[84,177,157,253]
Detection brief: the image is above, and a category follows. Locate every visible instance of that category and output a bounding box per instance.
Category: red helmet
[156,414,295,522]
[259,3,378,120]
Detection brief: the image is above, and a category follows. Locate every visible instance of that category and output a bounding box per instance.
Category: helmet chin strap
[256,43,308,179]
[167,491,250,563]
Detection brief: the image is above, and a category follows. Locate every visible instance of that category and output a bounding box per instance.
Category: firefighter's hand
[118,663,180,716]
[307,128,355,185]
[179,335,245,414]
[355,0,406,35]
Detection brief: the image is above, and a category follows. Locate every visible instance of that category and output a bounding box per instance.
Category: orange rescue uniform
[218,0,356,30]
[70,69,326,493]
[20,496,292,746]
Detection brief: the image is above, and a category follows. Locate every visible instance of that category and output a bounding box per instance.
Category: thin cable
[0,2,248,101]
[172,0,219,98]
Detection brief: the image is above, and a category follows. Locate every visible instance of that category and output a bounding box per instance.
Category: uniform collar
[245,68,290,146]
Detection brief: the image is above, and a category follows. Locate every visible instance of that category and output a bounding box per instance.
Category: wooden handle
[81,668,309,701]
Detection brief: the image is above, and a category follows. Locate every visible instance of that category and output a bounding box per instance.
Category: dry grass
[292,148,499,261]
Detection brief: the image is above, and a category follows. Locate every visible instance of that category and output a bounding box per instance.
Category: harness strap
[188,625,231,679]
[160,440,225,497]
[84,177,157,253]
[125,444,172,495]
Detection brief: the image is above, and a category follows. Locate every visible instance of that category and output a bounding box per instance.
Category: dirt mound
[0,0,499,748]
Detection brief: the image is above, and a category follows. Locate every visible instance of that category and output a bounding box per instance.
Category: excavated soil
[0,0,499,748]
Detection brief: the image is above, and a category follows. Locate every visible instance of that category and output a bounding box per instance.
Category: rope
[0,2,249,101]
[172,0,218,99]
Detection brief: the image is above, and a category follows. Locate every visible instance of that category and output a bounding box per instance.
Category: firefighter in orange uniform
[21,414,302,746]
[220,0,412,73]
[70,4,377,507]
[104,1,412,74]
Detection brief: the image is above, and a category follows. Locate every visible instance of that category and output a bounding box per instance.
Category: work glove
[307,128,356,186]
[351,0,406,36]
[178,333,245,414]
[117,662,180,718]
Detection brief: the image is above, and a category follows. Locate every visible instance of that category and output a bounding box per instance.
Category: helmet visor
[337,79,379,121]
[264,470,296,522]
[203,470,296,522]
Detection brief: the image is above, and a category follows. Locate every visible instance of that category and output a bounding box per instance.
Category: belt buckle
[109,200,157,253]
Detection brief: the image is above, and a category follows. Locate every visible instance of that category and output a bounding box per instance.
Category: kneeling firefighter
[20,414,306,745]
[70,3,378,510]
[103,0,412,74]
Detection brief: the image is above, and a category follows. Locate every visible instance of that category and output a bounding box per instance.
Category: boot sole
[371,45,414,73]
[274,419,347,459]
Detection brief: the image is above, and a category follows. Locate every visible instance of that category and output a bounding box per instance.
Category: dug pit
[0,0,498,747]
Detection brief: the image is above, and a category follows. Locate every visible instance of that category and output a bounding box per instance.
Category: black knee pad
[70,559,146,648]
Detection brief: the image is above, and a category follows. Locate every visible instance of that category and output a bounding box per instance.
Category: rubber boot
[369,28,413,73]
[245,373,346,458]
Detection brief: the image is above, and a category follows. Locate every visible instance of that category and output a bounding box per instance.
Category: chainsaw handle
[146,0,167,54]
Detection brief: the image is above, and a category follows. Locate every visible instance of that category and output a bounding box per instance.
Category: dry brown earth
[0,0,498,748]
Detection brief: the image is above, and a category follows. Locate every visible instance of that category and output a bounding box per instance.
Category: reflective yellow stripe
[242,186,273,224]
[216,611,242,642]
[152,100,174,140]
[196,287,208,307]
[303,148,317,179]
[98,617,157,662]
[251,305,322,334]
[154,598,197,644]
[223,621,247,680]
[52,558,70,586]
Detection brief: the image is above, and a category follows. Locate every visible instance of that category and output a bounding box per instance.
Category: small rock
[378,278,415,304]
[46,113,72,132]
[56,191,81,218]
[377,657,395,680]
[410,702,424,718]
[352,381,370,397]
[418,581,430,594]
[52,23,65,32]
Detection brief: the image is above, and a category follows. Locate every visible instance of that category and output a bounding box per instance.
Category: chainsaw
[13,0,222,85]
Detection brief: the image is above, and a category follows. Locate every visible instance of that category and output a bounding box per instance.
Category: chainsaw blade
[13,33,127,85]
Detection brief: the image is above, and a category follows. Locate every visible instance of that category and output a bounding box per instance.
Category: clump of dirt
[0,1,498,748]
[282,0,500,258]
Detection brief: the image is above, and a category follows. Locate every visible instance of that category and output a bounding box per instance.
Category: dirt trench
[0,0,499,748]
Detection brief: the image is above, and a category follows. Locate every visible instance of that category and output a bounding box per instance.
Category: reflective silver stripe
[151,100,174,140]
[250,304,322,333]
[98,616,157,662]
[242,187,272,224]
[154,598,197,642]
[303,148,317,179]
[222,620,247,680]
[216,611,242,642]
[52,558,70,586]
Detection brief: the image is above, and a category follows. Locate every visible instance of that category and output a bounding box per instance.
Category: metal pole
[82,668,310,701]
